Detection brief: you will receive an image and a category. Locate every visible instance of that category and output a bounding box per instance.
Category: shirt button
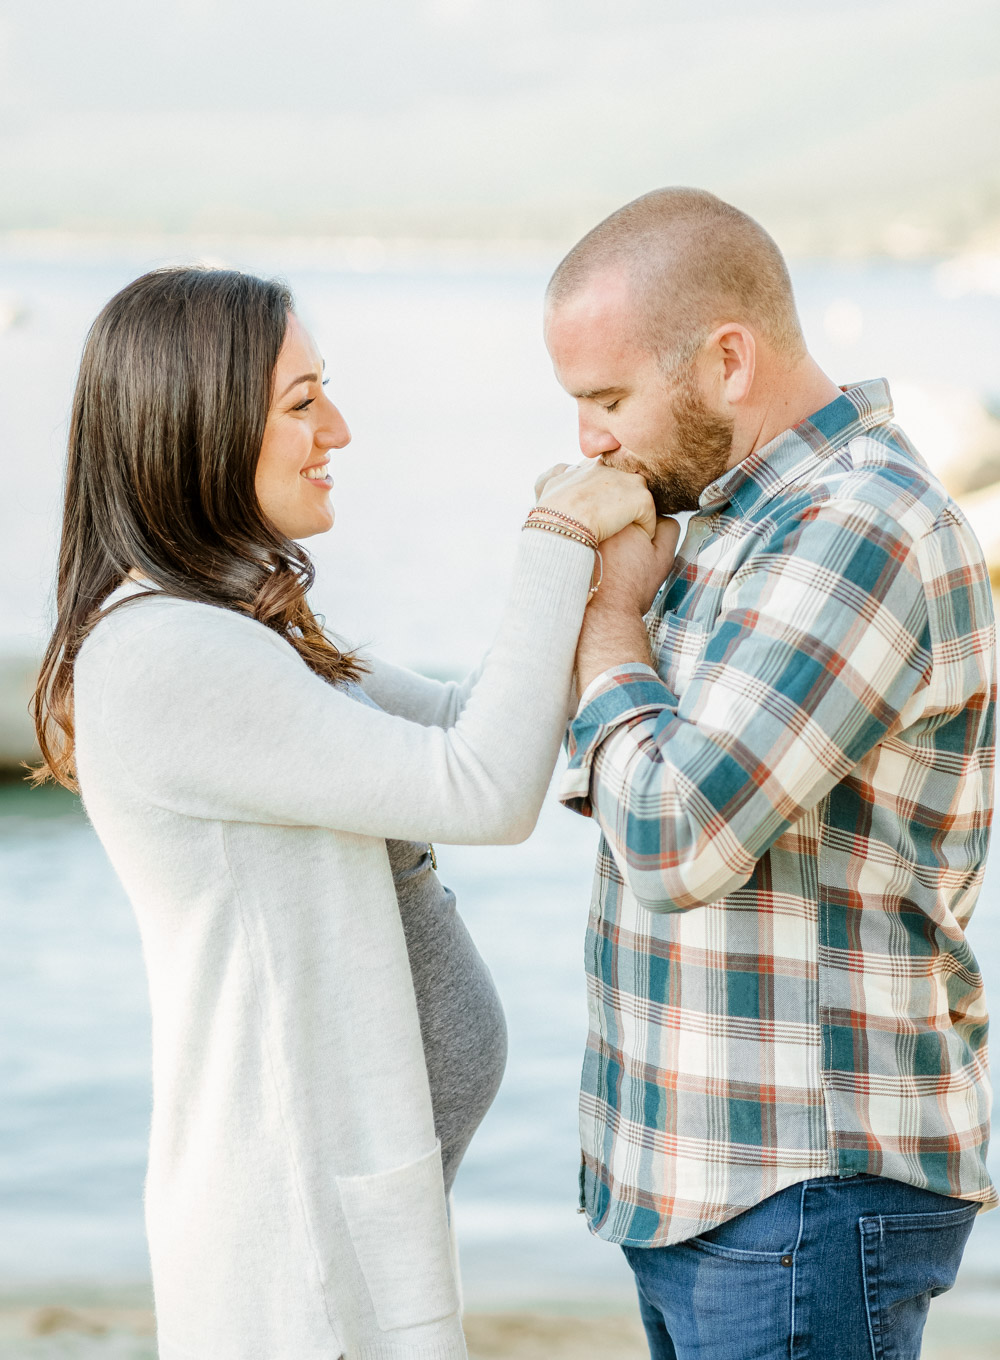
[781,1255,793,1267]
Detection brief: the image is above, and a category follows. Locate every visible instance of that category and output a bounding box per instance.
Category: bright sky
[0,0,997,245]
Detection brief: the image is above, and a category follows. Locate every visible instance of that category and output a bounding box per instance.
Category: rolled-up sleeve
[561,663,673,806]
[559,499,933,913]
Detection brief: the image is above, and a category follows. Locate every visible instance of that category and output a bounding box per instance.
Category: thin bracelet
[522,519,598,551]
[589,548,603,599]
[530,505,596,538]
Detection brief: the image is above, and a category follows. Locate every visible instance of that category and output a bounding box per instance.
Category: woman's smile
[301,460,333,489]
[255,313,349,538]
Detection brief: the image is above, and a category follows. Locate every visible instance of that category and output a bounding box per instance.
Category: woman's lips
[301,465,332,488]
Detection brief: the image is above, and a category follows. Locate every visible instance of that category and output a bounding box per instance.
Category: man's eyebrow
[278,360,326,401]
[573,386,624,401]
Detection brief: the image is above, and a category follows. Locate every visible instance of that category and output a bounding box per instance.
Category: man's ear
[707,324,755,406]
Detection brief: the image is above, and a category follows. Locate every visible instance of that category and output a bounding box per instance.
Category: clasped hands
[533,458,680,619]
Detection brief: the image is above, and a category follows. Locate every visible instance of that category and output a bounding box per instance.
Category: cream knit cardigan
[72,531,593,1360]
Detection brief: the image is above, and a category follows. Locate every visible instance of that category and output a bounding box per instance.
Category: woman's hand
[533,459,657,542]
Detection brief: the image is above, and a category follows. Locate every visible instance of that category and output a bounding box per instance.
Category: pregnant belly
[389,843,508,1195]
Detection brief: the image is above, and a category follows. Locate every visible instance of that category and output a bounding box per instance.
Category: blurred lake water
[0,245,998,1304]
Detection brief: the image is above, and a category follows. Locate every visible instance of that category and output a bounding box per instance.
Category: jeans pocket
[685,1184,802,1261]
[685,1234,790,1263]
[859,1201,978,1360]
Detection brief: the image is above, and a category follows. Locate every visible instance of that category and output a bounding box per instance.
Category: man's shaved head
[546,187,804,370]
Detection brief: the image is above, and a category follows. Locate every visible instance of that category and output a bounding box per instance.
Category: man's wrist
[575,605,653,696]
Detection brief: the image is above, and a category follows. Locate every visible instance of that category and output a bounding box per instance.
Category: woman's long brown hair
[32,266,363,790]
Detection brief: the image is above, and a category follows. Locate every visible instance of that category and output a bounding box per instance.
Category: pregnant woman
[32,268,663,1360]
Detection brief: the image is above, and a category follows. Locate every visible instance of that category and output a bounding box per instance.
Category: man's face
[544,272,735,515]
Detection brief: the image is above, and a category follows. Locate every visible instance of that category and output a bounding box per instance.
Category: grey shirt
[386,836,507,1194]
[346,682,507,1193]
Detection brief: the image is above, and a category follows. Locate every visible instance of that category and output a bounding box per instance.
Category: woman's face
[255,312,351,539]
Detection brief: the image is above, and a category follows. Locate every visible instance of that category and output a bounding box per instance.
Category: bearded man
[542,188,995,1360]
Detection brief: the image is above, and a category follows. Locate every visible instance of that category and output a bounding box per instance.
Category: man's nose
[578,412,621,460]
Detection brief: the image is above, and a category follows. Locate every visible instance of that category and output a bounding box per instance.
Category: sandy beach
[1,1274,997,1360]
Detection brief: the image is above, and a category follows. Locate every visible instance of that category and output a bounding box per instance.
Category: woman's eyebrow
[278,372,319,399]
[277,356,329,397]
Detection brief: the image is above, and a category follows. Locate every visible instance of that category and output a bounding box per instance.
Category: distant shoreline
[3,228,1000,271]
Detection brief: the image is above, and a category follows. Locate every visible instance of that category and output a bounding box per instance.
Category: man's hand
[576,518,680,695]
[597,518,681,615]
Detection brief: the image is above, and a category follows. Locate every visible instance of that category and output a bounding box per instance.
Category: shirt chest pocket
[647,611,711,697]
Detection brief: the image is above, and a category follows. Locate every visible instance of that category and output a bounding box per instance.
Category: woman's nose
[320,402,352,450]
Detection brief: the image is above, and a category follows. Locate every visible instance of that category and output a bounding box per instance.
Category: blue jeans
[622,1175,978,1359]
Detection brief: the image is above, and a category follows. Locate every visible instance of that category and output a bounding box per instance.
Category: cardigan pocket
[336,1141,460,1332]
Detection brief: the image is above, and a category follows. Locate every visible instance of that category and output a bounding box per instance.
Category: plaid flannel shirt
[561,380,997,1247]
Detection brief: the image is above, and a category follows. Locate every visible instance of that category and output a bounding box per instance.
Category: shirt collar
[697,378,894,518]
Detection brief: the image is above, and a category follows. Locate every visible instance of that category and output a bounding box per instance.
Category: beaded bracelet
[521,518,597,551]
[530,505,596,538]
[524,509,598,550]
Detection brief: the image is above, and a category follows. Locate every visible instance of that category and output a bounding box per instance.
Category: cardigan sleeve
[92,531,592,845]
[359,654,484,729]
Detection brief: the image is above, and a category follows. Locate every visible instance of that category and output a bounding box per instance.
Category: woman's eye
[291,397,315,412]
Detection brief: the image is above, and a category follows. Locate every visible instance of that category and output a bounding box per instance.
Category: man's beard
[614,372,735,517]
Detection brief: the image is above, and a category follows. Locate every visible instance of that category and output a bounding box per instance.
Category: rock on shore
[0,647,40,775]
